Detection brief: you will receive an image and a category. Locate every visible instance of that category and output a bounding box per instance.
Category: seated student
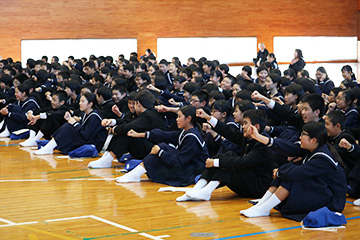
[116,105,209,186]
[253,43,269,67]
[203,100,241,157]
[148,75,186,105]
[315,67,334,95]
[87,90,167,168]
[339,138,360,199]
[220,75,236,100]
[341,65,358,88]
[159,59,173,87]
[19,90,69,147]
[267,53,279,70]
[111,84,129,118]
[335,89,359,128]
[241,122,346,221]
[289,49,306,76]
[0,81,40,137]
[265,73,284,102]
[0,74,15,107]
[83,61,99,81]
[134,72,151,91]
[208,90,225,106]
[254,65,268,89]
[283,69,296,82]
[176,109,274,201]
[202,61,215,82]
[64,80,81,112]
[96,86,117,119]
[209,70,223,89]
[33,92,107,155]
[283,83,304,113]
[251,91,325,130]
[169,62,179,79]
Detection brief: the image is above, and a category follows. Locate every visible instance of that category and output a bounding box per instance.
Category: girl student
[254,65,268,88]
[240,122,347,221]
[33,92,107,155]
[265,73,284,102]
[289,49,306,75]
[115,105,209,187]
[0,80,40,137]
[335,89,359,128]
[315,67,334,95]
[341,65,358,88]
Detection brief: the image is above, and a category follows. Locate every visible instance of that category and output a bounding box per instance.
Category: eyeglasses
[190,99,200,103]
[300,132,310,137]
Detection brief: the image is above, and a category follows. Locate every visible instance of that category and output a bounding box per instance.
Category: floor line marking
[45,216,92,222]
[0,221,39,228]
[88,215,138,232]
[138,232,168,240]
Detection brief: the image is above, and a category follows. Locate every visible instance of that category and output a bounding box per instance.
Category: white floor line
[0,221,39,228]
[45,216,92,222]
[139,233,170,240]
[89,215,138,232]
[0,217,15,224]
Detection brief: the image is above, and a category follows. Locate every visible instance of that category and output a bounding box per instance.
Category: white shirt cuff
[208,116,218,128]
[111,119,116,126]
[40,113,47,119]
[267,99,275,109]
[213,158,220,167]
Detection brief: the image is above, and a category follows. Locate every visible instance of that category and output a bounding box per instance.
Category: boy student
[64,80,81,111]
[87,90,167,168]
[202,61,215,82]
[96,86,117,119]
[176,109,274,201]
[123,63,136,92]
[158,59,172,85]
[111,84,129,118]
[20,90,69,147]
[83,61,99,81]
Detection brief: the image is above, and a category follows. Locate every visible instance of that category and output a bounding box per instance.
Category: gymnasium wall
[0,0,358,62]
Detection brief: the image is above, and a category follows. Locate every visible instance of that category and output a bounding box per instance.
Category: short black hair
[135,90,156,109]
[97,86,113,100]
[302,93,325,117]
[52,90,68,103]
[326,110,346,130]
[243,109,266,133]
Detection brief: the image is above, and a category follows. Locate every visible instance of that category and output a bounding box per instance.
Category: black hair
[299,69,310,78]
[269,53,276,59]
[138,72,151,82]
[295,49,303,59]
[58,71,70,81]
[159,59,169,66]
[235,89,252,101]
[204,61,215,71]
[27,59,36,69]
[211,69,223,81]
[192,90,209,104]
[340,89,355,106]
[128,91,136,100]
[235,99,255,112]
[219,64,229,74]
[138,63,148,72]
[105,56,113,63]
[302,122,344,167]
[330,87,341,98]
[295,78,315,93]
[97,86,113,100]
[174,75,186,83]
[183,82,200,94]
[84,61,95,69]
[52,56,59,63]
[68,56,75,60]
[268,73,281,85]
[302,93,325,117]
[243,109,266,133]
[93,75,104,84]
[52,90,68,103]
[225,75,237,86]
[256,65,268,75]
[242,65,252,77]
[65,80,81,95]
[284,83,304,103]
[172,57,182,67]
[123,64,135,73]
[35,69,49,84]
[316,67,329,80]
[180,68,192,79]
[112,84,127,94]
[212,99,231,116]
[341,65,356,80]
[188,57,195,63]
[17,82,32,96]
[193,67,204,76]
[209,90,225,101]
[326,110,346,130]
[0,74,13,86]
[100,67,110,75]
[202,83,219,93]
[135,90,156,109]
[154,76,167,90]
[14,73,28,84]
[283,69,296,79]
[81,82,96,93]
[82,92,98,109]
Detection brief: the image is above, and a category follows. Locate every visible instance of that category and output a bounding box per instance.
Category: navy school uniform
[143,127,209,187]
[200,119,274,198]
[5,97,40,132]
[53,110,107,154]
[342,107,360,128]
[289,58,306,75]
[318,79,335,95]
[0,86,16,105]
[28,105,69,139]
[98,99,118,119]
[272,144,347,221]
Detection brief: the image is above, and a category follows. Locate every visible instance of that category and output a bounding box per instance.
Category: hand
[273,168,278,179]
[64,111,71,121]
[339,138,351,150]
[150,145,160,155]
[168,98,180,107]
[127,129,145,138]
[35,87,42,92]
[205,158,214,168]
[27,112,34,121]
[322,93,329,104]
[112,105,122,117]
[156,105,169,113]
[287,156,302,162]
[272,97,284,105]
[146,84,160,93]
[251,90,266,102]
[102,119,114,127]
[0,107,9,115]
[196,109,211,120]
[202,123,212,133]
[328,102,336,112]
[28,115,40,125]
[45,91,52,101]
[246,124,259,139]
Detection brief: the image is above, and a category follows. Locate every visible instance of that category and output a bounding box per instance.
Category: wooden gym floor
[0,138,359,240]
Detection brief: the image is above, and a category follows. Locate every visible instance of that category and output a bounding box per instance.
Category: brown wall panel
[0,0,358,61]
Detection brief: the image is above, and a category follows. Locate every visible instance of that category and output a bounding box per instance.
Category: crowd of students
[0,48,359,221]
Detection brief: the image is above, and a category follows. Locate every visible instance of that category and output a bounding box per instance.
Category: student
[254,66,268,88]
[169,62,179,79]
[220,75,236,100]
[253,43,269,67]
[289,49,306,75]
[116,105,209,186]
[0,81,40,137]
[111,84,129,118]
[83,61,99,81]
[283,83,304,112]
[315,67,334,95]
[335,89,359,128]
[203,100,241,157]
[159,59,172,87]
[123,64,136,92]
[134,72,151,90]
[20,90,69,146]
[267,53,279,70]
[341,65,358,88]
[283,69,296,82]
[87,90,166,168]
[96,86,118,119]
[33,92,107,155]
[0,74,15,107]
[265,73,284,102]
[64,80,81,111]
[241,122,346,221]
[176,109,274,201]
[202,61,215,82]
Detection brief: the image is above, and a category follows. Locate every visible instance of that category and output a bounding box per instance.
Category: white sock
[87,151,114,168]
[29,130,36,139]
[34,139,57,155]
[115,164,146,183]
[242,194,281,218]
[193,178,208,189]
[186,181,220,201]
[0,126,10,137]
[354,198,360,206]
[240,190,273,214]
[33,131,44,141]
